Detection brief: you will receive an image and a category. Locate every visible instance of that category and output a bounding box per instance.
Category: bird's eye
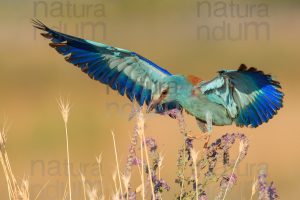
[162,89,168,95]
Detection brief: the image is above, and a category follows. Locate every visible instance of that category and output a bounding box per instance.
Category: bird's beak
[146,98,160,113]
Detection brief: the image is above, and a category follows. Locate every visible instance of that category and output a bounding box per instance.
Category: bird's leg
[187,129,210,140]
[177,112,208,140]
[189,118,209,140]
[186,132,211,144]
[187,132,203,140]
[203,111,212,148]
[203,133,211,149]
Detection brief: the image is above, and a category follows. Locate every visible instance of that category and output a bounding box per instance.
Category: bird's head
[147,75,191,113]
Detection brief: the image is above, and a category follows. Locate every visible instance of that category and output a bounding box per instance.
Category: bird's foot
[187,133,204,140]
[203,134,211,149]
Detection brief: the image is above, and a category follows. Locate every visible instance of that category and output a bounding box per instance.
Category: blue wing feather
[33,19,172,108]
[230,65,283,127]
[201,64,283,128]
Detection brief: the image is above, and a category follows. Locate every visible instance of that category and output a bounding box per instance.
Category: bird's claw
[187,133,203,140]
[203,134,211,149]
[186,132,211,149]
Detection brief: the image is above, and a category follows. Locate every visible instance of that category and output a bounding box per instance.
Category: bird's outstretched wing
[199,64,283,127]
[32,19,171,107]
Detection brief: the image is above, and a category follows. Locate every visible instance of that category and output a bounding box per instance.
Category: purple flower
[145,137,157,153]
[152,174,170,194]
[125,125,139,176]
[258,169,279,200]
[128,191,136,200]
[205,133,249,178]
[199,192,208,200]
[258,169,268,199]
[220,173,237,189]
[131,156,142,166]
[268,182,279,200]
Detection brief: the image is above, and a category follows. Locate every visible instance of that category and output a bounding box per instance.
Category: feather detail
[186,75,202,86]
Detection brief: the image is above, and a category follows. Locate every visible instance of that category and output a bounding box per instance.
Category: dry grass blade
[138,111,155,199]
[112,169,118,194]
[80,172,87,200]
[0,122,21,200]
[57,97,71,124]
[158,152,164,180]
[96,153,104,198]
[191,148,199,200]
[222,140,245,200]
[111,131,124,198]
[19,177,30,200]
[250,177,258,200]
[86,184,99,200]
[137,113,145,200]
[122,173,131,200]
[62,182,68,200]
[57,97,72,200]
[34,179,51,200]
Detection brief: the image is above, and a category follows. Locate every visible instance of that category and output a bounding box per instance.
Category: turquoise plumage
[200,65,283,128]
[33,20,283,132]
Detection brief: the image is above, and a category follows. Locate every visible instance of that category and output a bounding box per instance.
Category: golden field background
[0,0,300,199]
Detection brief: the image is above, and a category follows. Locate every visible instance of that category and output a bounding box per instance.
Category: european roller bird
[33,20,283,133]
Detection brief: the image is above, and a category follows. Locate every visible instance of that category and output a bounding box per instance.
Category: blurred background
[0,0,299,199]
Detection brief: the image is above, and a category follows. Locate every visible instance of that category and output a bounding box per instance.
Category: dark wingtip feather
[238,63,283,89]
[238,64,258,72]
[41,32,53,39]
[81,65,89,73]
[248,67,258,72]
[31,19,48,31]
[238,64,248,71]
[49,43,67,48]
[271,80,282,89]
